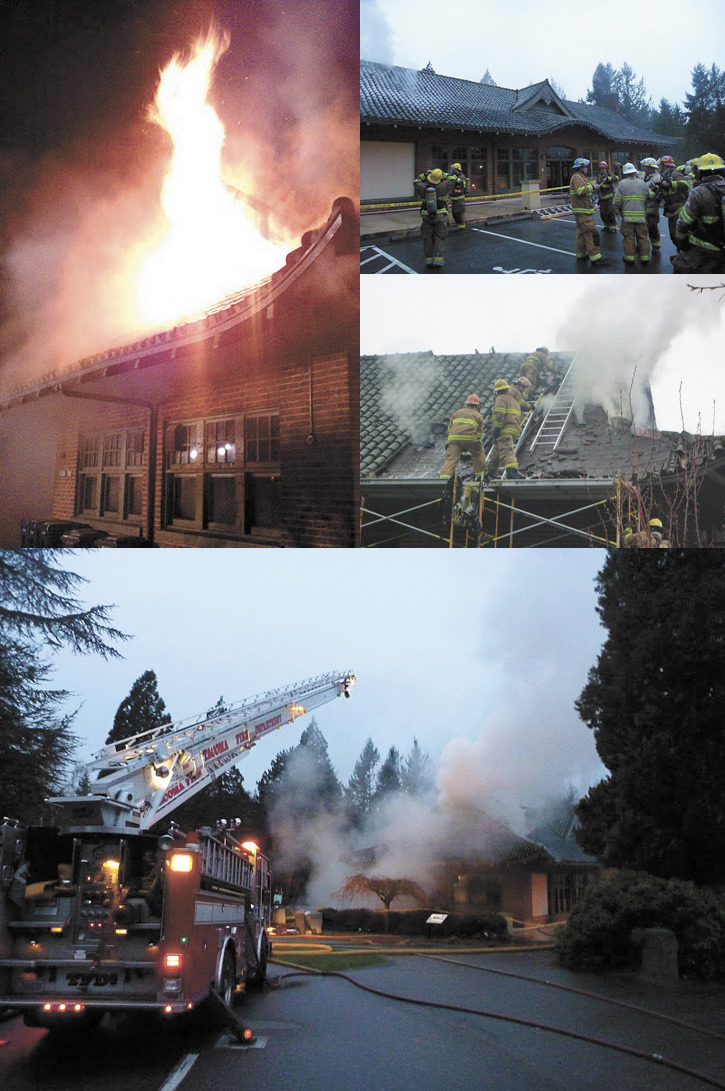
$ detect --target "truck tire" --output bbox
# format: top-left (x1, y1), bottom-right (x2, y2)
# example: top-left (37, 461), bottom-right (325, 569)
top-left (247, 933), bottom-right (268, 989)
top-left (218, 950), bottom-right (236, 1007)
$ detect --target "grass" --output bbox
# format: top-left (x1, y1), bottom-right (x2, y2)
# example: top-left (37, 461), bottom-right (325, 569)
top-left (271, 952), bottom-right (387, 972)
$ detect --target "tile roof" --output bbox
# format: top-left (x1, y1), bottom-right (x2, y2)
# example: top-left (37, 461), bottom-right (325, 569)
top-left (361, 60), bottom-right (674, 148)
top-left (361, 350), bottom-right (573, 479)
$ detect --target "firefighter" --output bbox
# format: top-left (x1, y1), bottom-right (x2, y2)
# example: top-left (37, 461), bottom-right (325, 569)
top-left (487, 379), bottom-right (523, 480)
top-left (438, 394), bottom-right (486, 481)
top-left (655, 155), bottom-right (690, 246)
top-left (569, 158), bottom-right (609, 265)
top-left (597, 161), bottom-right (618, 232)
top-left (518, 346), bottom-right (550, 395)
top-left (511, 375), bottom-right (533, 414)
top-left (613, 163), bottom-right (651, 265)
top-left (414, 167), bottom-right (457, 268)
top-left (625, 518), bottom-right (669, 548)
top-left (640, 158), bottom-right (662, 252)
top-left (449, 162), bottom-right (468, 228)
top-left (672, 152), bottom-right (725, 274)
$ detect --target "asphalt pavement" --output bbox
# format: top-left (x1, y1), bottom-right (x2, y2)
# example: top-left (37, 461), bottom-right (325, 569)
top-left (361, 213), bottom-right (680, 274)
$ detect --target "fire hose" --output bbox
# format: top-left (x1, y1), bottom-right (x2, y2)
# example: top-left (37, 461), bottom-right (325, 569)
top-left (270, 961), bottom-right (725, 1089)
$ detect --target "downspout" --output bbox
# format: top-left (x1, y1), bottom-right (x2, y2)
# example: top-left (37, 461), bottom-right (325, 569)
top-left (60, 386), bottom-right (158, 545)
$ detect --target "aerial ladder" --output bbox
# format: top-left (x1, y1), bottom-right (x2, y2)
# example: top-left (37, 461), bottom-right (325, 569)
top-left (50, 670), bottom-right (356, 831)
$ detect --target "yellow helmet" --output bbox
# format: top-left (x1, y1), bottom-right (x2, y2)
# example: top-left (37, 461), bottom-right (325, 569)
top-left (649, 518), bottom-right (663, 529)
top-left (452, 162), bottom-right (462, 171)
top-left (428, 168), bottom-right (444, 183)
top-left (697, 153), bottom-right (724, 171)
top-left (536, 345), bottom-right (550, 354)
top-left (494, 379), bottom-right (509, 391)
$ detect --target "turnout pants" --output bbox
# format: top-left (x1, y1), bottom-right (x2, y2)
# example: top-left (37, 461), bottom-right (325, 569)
top-left (450, 198), bottom-right (466, 226)
top-left (487, 435), bottom-right (518, 476)
top-left (672, 245), bottom-right (725, 274)
top-left (439, 440), bottom-right (486, 479)
top-left (421, 216), bottom-right (448, 264)
top-left (574, 214), bottom-right (602, 260)
top-left (599, 196), bottom-right (617, 230)
top-left (620, 221), bottom-right (650, 263)
top-left (646, 212), bottom-right (661, 248)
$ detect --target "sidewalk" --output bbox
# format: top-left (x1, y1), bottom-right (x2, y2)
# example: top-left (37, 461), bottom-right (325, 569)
top-left (360, 195), bottom-right (569, 242)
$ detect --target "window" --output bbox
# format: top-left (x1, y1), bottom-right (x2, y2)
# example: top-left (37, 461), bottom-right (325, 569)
top-left (428, 146), bottom-right (488, 194)
top-left (496, 147), bottom-right (538, 192)
top-left (76, 429), bottom-right (144, 524)
top-left (164, 413), bottom-right (281, 537)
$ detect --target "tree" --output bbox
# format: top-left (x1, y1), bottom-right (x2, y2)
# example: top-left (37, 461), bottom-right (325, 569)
top-left (615, 62), bottom-right (653, 127)
top-left (297, 718), bottom-right (343, 811)
top-left (649, 97), bottom-right (687, 146)
top-left (684, 63), bottom-right (725, 156)
top-left (586, 62), bottom-right (618, 107)
top-left (335, 873), bottom-right (427, 930)
top-left (170, 765), bottom-right (261, 834)
top-left (345, 738), bottom-right (380, 827)
top-left (401, 737), bottom-right (435, 796)
top-left (574, 552), bottom-right (725, 886)
top-left (549, 78), bottom-right (567, 101)
top-left (480, 69), bottom-right (496, 86)
top-left (373, 746), bottom-right (402, 802)
top-left (107, 669), bottom-right (172, 745)
top-left (0, 550), bottom-right (127, 822)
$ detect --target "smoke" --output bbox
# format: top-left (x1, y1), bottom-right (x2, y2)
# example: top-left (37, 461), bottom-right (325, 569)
top-left (0, 0), bottom-right (358, 398)
top-left (378, 353), bottom-right (441, 439)
top-left (557, 282), bottom-right (723, 429)
top-left (361, 0), bottom-right (397, 64)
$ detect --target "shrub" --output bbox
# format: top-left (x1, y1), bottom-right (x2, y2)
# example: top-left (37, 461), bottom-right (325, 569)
top-left (448, 912), bottom-right (509, 939)
top-left (558, 870), bottom-right (725, 979)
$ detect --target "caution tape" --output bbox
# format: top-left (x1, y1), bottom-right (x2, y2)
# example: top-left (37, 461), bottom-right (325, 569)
top-left (361, 186), bottom-right (569, 214)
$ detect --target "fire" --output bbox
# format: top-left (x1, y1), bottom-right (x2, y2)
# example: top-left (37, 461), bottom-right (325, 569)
top-left (134, 27), bottom-right (287, 328)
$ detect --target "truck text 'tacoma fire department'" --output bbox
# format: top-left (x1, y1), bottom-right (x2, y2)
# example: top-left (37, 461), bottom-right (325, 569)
top-left (0, 671), bottom-right (355, 1029)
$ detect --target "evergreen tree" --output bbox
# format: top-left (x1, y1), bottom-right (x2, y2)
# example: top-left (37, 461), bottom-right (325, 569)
top-left (170, 766), bottom-right (261, 835)
top-left (401, 737), bottom-right (435, 796)
top-left (0, 550), bottom-right (127, 822)
top-left (480, 69), bottom-right (496, 85)
top-left (373, 746), bottom-right (402, 802)
top-left (649, 97), bottom-right (687, 146)
top-left (684, 64), bottom-right (725, 156)
top-left (615, 62), bottom-right (653, 127)
top-left (575, 552), bottom-right (725, 886)
top-left (345, 738), bottom-right (380, 827)
top-left (297, 718), bottom-right (343, 811)
top-left (107, 669), bottom-right (172, 745)
top-left (586, 62), bottom-right (619, 106)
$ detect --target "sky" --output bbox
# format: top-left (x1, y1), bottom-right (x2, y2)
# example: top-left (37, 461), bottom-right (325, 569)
top-left (361, 276), bottom-right (725, 433)
top-left (47, 549), bottom-right (608, 832)
top-left (360, 0), bottom-right (724, 105)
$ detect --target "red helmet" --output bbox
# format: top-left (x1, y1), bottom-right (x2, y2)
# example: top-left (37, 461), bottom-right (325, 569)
top-left (465, 394), bottom-right (480, 406)
top-left (661, 155), bottom-right (676, 168)
top-left (599, 161), bottom-right (608, 169)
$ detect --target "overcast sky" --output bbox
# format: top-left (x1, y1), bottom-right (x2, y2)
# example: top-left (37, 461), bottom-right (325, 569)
top-left (361, 276), bottom-right (725, 433)
top-left (361, 0), bottom-right (724, 105)
top-left (49, 550), bottom-right (608, 828)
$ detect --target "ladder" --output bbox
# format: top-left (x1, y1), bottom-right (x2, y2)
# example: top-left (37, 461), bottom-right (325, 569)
top-left (527, 355), bottom-right (579, 453)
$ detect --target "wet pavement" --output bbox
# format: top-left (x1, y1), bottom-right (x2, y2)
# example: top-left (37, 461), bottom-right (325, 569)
top-left (361, 211), bottom-right (679, 274)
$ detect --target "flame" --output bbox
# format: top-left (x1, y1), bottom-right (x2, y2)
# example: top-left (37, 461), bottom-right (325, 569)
top-left (134, 27), bottom-right (287, 328)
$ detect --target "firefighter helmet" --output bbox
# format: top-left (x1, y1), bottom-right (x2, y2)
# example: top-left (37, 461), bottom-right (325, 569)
top-left (465, 394), bottom-right (480, 405)
top-left (514, 376), bottom-right (531, 387)
top-left (649, 518), bottom-right (663, 530)
top-left (572, 158), bottom-right (589, 169)
top-left (599, 160), bottom-right (608, 169)
top-left (660, 155), bottom-right (676, 168)
top-left (621, 162), bottom-right (637, 175)
top-left (536, 345), bottom-right (549, 354)
top-left (697, 152), bottom-right (725, 172)
top-left (640, 157), bottom-right (658, 168)
top-left (494, 379), bottom-right (509, 391)
top-left (452, 162), bottom-right (462, 171)
top-left (428, 168), bottom-right (444, 183)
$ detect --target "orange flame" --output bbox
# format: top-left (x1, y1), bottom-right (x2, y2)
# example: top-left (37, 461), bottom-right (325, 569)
top-left (134, 27), bottom-right (287, 328)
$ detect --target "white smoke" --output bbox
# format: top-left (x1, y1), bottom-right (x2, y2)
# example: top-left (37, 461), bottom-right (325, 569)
top-left (557, 281), bottom-right (723, 430)
top-left (361, 0), bottom-right (396, 63)
top-left (378, 353), bottom-right (440, 439)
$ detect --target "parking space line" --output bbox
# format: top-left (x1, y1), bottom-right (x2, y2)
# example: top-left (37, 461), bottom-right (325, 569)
top-left (360, 246), bottom-right (419, 274)
top-left (158, 1053), bottom-right (199, 1091)
top-left (471, 229), bottom-right (577, 257)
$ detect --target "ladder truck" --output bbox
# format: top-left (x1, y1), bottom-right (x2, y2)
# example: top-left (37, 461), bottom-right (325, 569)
top-left (0, 670), bottom-right (355, 1030)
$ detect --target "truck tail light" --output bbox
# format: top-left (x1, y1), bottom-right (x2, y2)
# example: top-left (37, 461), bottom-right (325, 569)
top-left (169, 853), bottom-right (194, 873)
top-left (165, 954), bottom-right (182, 970)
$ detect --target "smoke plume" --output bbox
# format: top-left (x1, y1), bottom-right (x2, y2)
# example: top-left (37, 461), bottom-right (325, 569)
top-left (378, 353), bottom-right (441, 440)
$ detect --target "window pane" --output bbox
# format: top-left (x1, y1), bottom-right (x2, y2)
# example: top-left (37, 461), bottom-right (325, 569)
top-left (206, 475), bottom-right (236, 525)
top-left (80, 436), bottom-right (99, 470)
top-left (81, 476), bottom-right (97, 511)
top-left (103, 433), bottom-right (122, 468)
top-left (126, 430), bottom-right (144, 468)
top-left (103, 475), bottom-right (121, 513)
top-left (246, 475), bottom-right (281, 530)
top-left (173, 476), bottom-right (196, 520)
top-left (126, 476), bottom-right (142, 516)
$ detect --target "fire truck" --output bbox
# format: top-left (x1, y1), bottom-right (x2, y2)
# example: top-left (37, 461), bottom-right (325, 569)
top-left (0, 670), bottom-right (355, 1029)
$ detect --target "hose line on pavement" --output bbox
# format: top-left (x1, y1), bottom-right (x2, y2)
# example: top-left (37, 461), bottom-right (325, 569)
top-left (271, 964), bottom-right (725, 1091)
